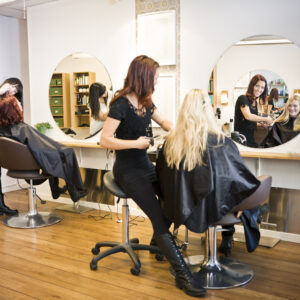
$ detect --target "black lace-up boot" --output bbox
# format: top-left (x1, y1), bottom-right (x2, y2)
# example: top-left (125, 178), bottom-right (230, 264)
top-left (155, 232), bottom-right (206, 297)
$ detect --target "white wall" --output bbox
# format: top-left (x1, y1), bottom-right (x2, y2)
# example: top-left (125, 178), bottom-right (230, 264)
top-left (0, 15), bottom-right (30, 122)
top-left (27, 0), bottom-right (135, 141)
top-left (181, 0), bottom-right (300, 153)
top-left (0, 15), bottom-right (30, 192)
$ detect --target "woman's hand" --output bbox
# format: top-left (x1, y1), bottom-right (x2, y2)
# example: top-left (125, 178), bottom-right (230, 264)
top-left (135, 136), bottom-right (151, 149)
top-left (264, 116), bottom-right (273, 125)
top-left (0, 83), bottom-right (17, 96)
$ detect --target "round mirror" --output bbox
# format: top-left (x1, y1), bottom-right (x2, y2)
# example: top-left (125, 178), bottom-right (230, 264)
top-left (209, 35), bottom-right (300, 148)
top-left (49, 52), bottom-right (112, 139)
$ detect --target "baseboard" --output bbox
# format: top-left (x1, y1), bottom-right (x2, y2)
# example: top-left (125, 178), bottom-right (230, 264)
top-left (234, 224), bottom-right (300, 244)
top-left (37, 192), bottom-right (147, 218)
top-left (2, 184), bottom-right (21, 193)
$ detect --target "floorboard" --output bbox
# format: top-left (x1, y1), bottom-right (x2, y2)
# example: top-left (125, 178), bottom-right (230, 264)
top-left (0, 190), bottom-right (299, 300)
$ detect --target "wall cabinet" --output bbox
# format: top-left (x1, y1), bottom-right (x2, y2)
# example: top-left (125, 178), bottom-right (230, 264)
top-left (73, 72), bottom-right (96, 128)
top-left (49, 73), bottom-right (70, 128)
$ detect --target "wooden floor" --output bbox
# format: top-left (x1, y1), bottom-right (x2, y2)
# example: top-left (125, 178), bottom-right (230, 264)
top-left (0, 190), bottom-right (299, 300)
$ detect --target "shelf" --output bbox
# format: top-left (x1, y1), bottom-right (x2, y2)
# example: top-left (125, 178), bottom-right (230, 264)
top-left (49, 73), bottom-right (70, 128)
top-left (73, 71), bottom-right (95, 128)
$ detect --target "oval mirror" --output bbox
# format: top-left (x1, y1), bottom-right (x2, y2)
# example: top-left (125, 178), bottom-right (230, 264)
top-left (209, 35), bottom-right (300, 148)
top-left (49, 52), bottom-right (112, 139)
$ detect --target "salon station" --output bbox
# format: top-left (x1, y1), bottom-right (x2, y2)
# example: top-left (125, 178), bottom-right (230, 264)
top-left (0, 0), bottom-right (300, 299)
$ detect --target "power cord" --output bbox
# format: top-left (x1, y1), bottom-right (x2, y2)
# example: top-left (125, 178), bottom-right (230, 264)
top-left (88, 149), bottom-right (114, 221)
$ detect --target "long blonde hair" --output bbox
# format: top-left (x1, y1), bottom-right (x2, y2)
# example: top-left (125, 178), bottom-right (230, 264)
top-left (275, 94), bottom-right (300, 131)
top-left (164, 89), bottom-right (224, 171)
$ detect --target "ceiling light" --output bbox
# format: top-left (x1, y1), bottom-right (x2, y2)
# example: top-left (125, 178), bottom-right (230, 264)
top-left (236, 39), bottom-right (292, 46)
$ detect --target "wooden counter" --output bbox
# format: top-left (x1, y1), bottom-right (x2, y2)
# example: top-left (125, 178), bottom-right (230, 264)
top-left (59, 140), bottom-right (300, 190)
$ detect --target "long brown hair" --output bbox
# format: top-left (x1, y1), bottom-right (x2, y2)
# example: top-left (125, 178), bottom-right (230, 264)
top-left (246, 74), bottom-right (268, 105)
top-left (110, 55), bottom-right (159, 108)
top-left (0, 95), bottom-right (23, 127)
top-left (268, 88), bottom-right (279, 103)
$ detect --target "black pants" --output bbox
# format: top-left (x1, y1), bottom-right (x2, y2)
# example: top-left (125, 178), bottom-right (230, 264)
top-left (113, 154), bottom-right (171, 236)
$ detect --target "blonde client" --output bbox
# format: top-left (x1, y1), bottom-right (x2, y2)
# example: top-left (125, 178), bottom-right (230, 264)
top-left (156, 89), bottom-right (261, 252)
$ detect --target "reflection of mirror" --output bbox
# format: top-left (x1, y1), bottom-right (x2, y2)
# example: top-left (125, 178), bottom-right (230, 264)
top-left (209, 34), bottom-right (300, 148)
top-left (49, 52), bottom-right (112, 140)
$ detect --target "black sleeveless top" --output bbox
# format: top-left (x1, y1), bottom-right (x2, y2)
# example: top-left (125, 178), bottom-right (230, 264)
top-left (108, 96), bottom-right (155, 160)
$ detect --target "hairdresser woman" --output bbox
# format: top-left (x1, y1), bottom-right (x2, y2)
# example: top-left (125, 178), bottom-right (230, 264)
top-left (234, 74), bottom-right (273, 147)
top-left (100, 55), bottom-right (206, 297)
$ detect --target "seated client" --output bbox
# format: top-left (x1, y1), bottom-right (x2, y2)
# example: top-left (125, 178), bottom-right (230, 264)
top-left (261, 94), bottom-right (300, 148)
top-left (0, 94), bottom-right (87, 202)
top-left (156, 89), bottom-right (261, 252)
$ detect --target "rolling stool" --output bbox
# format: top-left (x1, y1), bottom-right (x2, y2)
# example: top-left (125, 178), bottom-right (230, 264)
top-left (0, 137), bottom-right (62, 229)
top-left (90, 171), bottom-right (162, 275)
top-left (170, 175), bottom-right (272, 289)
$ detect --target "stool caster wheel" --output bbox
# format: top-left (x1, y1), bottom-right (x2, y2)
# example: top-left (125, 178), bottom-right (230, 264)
top-left (130, 238), bottom-right (139, 244)
top-left (130, 267), bottom-right (140, 276)
top-left (155, 253), bottom-right (164, 261)
top-left (91, 247), bottom-right (100, 255)
top-left (90, 262), bottom-right (98, 270)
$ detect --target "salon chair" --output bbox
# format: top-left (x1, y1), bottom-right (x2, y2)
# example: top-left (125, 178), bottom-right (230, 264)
top-left (0, 137), bottom-right (62, 228)
top-left (171, 175), bottom-right (272, 289)
top-left (90, 171), bottom-right (162, 275)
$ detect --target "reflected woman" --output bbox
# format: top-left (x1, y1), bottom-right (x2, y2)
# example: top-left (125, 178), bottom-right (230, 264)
top-left (268, 87), bottom-right (280, 112)
top-left (234, 74), bottom-right (273, 147)
top-left (88, 82), bottom-right (109, 136)
top-left (261, 94), bottom-right (300, 147)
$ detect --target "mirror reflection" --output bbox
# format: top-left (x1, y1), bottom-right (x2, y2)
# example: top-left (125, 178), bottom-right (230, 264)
top-left (210, 35), bottom-right (300, 148)
top-left (49, 52), bottom-right (112, 139)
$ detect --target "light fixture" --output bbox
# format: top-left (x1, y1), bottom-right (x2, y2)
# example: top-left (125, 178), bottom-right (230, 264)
top-left (71, 52), bottom-right (94, 59)
top-left (220, 90), bottom-right (229, 105)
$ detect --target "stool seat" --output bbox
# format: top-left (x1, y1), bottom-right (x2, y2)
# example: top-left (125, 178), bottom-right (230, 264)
top-left (90, 171), bottom-right (162, 275)
top-left (103, 171), bottom-right (127, 199)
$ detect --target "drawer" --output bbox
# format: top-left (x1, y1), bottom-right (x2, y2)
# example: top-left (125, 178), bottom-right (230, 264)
top-left (55, 117), bottom-right (64, 127)
top-left (49, 87), bottom-right (62, 95)
top-left (56, 78), bottom-right (63, 85)
top-left (50, 78), bottom-right (57, 86)
top-left (51, 106), bottom-right (63, 115)
top-left (50, 97), bottom-right (63, 105)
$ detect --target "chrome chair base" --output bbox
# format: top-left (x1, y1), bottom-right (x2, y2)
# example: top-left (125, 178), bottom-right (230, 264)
top-left (193, 256), bottom-right (253, 289)
top-left (4, 212), bottom-right (62, 229)
top-left (169, 255), bottom-right (253, 289)
top-left (56, 203), bottom-right (94, 214)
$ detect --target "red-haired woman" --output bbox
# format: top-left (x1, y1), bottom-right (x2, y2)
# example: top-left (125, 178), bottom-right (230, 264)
top-left (100, 55), bottom-right (205, 297)
top-left (0, 95), bottom-right (87, 203)
top-left (234, 74), bottom-right (273, 147)
top-left (0, 81), bottom-right (21, 215)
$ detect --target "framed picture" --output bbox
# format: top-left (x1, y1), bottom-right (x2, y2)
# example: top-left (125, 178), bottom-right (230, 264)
top-left (152, 74), bottom-right (176, 126)
top-left (137, 10), bottom-right (176, 66)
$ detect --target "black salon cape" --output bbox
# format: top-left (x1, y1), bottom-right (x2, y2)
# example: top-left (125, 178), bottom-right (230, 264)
top-left (156, 135), bottom-right (260, 234)
top-left (0, 122), bottom-right (85, 202)
top-left (260, 118), bottom-right (300, 148)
